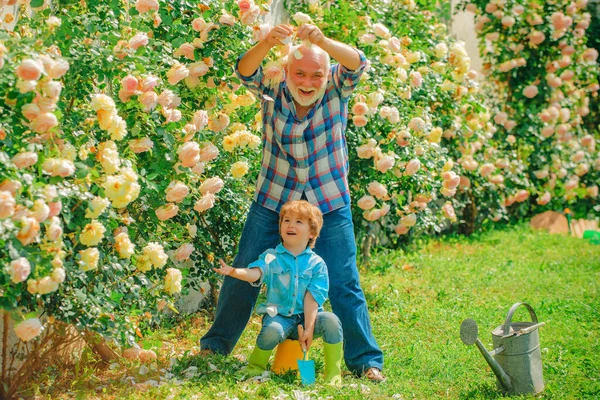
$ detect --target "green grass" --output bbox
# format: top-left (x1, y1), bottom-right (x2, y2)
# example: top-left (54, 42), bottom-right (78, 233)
top-left (30, 225), bottom-right (600, 399)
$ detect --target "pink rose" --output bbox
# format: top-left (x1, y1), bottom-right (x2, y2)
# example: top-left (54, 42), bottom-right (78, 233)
top-left (8, 257), bottom-right (31, 283)
top-left (388, 37), bottom-right (401, 52)
top-left (165, 181), bottom-right (189, 203)
top-left (192, 18), bottom-right (208, 32)
top-left (194, 193), bottom-right (216, 212)
top-left (367, 181), bottom-right (388, 199)
top-left (129, 32), bottom-right (149, 50)
top-left (442, 203), bottom-right (456, 221)
top-left (442, 172), bottom-right (460, 189)
top-left (479, 163), bottom-right (495, 178)
top-left (360, 33), bottom-right (377, 44)
top-left (141, 75), bottom-right (159, 92)
top-left (199, 142), bottom-right (219, 162)
top-left (12, 152), bottom-right (38, 169)
top-left (193, 110), bottom-right (209, 131)
top-left (175, 43), bottom-right (196, 61)
top-left (352, 115), bottom-right (368, 127)
top-left (587, 185), bottom-right (598, 198)
top-left (515, 190), bottom-right (529, 203)
top-left (200, 176), bottom-right (224, 195)
top-left (174, 243), bottom-right (194, 261)
top-left (135, 0), bottom-right (159, 14)
top-left (410, 71), bottom-right (423, 88)
top-left (139, 91), bottom-right (158, 112)
top-left (0, 180), bottom-right (21, 197)
top-left (394, 224), bottom-right (410, 235)
top-left (121, 75), bottom-right (139, 93)
top-left (167, 63), bottom-right (189, 85)
top-left (405, 159), bottom-right (421, 176)
top-left (408, 117), bottom-right (426, 132)
top-left (48, 201), bottom-right (62, 218)
top-left (264, 62), bottom-right (284, 87)
top-left (396, 131), bottom-right (411, 147)
top-left (237, 0), bottom-right (253, 12)
top-left (14, 318), bottom-right (43, 342)
top-left (219, 12), bottom-right (236, 26)
top-left (15, 59), bottom-right (43, 81)
top-left (536, 192), bottom-right (551, 205)
top-left (529, 31), bottom-right (545, 46)
top-left (376, 155), bottom-right (395, 173)
top-left (188, 62), bottom-right (209, 77)
top-left (46, 222), bottom-right (63, 241)
top-left (156, 203), bottom-right (179, 221)
top-left (582, 48), bottom-right (599, 63)
top-left (22, 103), bottom-right (41, 121)
top-left (373, 23), bottom-right (390, 38)
top-left (501, 16), bottom-right (515, 27)
top-left (494, 112), bottom-right (508, 125)
top-left (177, 142), bottom-right (200, 167)
top-left (31, 113), bottom-right (58, 133)
top-left (352, 102), bottom-right (369, 116)
top-left (357, 195), bottom-right (376, 211)
top-left (459, 176), bottom-right (471, 189)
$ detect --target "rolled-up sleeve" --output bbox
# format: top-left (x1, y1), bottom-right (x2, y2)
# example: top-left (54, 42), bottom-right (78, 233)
top-left (306, 261), bottom-right (329, 307)
top-left (247, 251), bottom-right (269, 287)
top-left (235, 53), bottom-right (270, 98)
top-left (331, 50), bottom-right (368, 100)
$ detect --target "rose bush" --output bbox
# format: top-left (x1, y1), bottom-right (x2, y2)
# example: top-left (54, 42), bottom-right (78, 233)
top-left (459, 0), bottom-right (599, 220)
top-left (1, 0), bottom-right (267, 358)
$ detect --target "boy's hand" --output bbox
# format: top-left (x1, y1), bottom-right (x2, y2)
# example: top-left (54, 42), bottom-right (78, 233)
top-left (213, 259), bottom-right (234, 276)
top-left (297, 324), bottom-right (314, 352)
top-left (264, 24), bottom-right (294, 47)
top-left (296, 24), bottom-right (326, 47)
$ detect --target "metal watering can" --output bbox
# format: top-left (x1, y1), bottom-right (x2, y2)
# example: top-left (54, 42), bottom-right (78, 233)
top-left (460, 303), bottom-right (545, 396)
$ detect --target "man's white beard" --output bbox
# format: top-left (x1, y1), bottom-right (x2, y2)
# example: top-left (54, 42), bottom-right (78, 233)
top-left (287, 78), bottom-right (327, 107)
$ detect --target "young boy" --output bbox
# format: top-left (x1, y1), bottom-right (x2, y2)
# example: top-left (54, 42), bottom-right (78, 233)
top-left (213, 200), bottom-right (343, 385)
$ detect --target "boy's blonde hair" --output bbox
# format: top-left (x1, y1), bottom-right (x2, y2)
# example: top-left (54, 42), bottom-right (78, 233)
top-left (279, 200), bottom-right (324, 248)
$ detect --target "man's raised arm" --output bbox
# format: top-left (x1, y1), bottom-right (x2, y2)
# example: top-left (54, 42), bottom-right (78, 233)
top-left (238, 24), bottom-right (295, 77)
top-left (296, 24), bottom-right (361, 71)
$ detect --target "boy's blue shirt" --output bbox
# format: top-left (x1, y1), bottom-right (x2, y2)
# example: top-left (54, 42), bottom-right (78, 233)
top-left (248, 243), bottom-right (329, 316)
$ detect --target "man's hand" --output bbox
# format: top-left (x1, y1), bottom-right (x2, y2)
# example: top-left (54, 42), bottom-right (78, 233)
top-left (298, 324), bottom-right (314, 352)
top-left (213, 259), bottom-right (234, 276)
top-left (297, 24), bottom-right (327, 47)
top-left (264, 24), bottom-right (295, 47)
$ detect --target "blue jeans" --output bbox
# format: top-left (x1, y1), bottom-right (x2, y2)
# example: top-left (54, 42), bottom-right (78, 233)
top-left (256, 312), bottom-right (343, 350)
top-left (200, 201), bottom-right (384, 374)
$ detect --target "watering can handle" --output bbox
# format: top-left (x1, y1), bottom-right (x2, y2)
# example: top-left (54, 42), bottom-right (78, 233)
top-left (503, 302), bottom-right (539, 336)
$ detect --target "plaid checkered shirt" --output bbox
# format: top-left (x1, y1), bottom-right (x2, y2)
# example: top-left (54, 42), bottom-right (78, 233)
top-left (235, 50), bottom-right (368, 214)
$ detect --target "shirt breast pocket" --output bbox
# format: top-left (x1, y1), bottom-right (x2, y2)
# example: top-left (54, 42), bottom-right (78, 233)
top-left (269, 265), bottom-right (292, 292)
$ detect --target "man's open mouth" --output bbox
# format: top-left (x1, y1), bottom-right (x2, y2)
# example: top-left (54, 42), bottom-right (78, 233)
top-left (299, 88), bottom-right (315, 96)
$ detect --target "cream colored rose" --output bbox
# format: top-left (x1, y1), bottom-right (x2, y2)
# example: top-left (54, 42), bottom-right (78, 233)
top-left (208, 113), bottom-right (230, 132)
top-left (114, 232), bottom-right (135, 259)
top-left (37, 276), bottom-right (59, 294)
top-left (42, 158), bottom-right (76, 177)
top-left (12, 152), bottom-right (38, 169)
top-left (80, 220), bottom-right (106, 246)
top-left (98, 141), bottom-right (121, 174)
top-left (46, 220), bottom-right (63, 241)
top-left (17, 217), bottom-right (40, 246)
top-left (0, 190), bottom-right (16, 219)
top-left (165, 181), bottom-right (189, 203)
top-left (14, 318), bottom-right (43, 342)
top-left (164, 268), bottom-right (183, 295)
top-left (108, 115), bottom-right (127, 141)
top-left (200, 177), bottom-right (224, 195)
top-left (400, 213), bottom-right (417, 227)
top-left (135, 0), bottom-right (159, 14)
top-left (79, 247), bottom-right (100, 271)
top-left (85, 196), bottom-right (110, 219)
top-left (155, 203), bottom-right (179, 221)
top-left (143, 242), bottom-right (168, 268)
top-left (45, 57), bottom-right (69, 79)
top-left (51, 267), bottom-right (66, 283)
top-left (230, 161), bottom-right (249, 179)
top-left (90, 94), bottom-right (116, 112)
top-left (194, 193), bottom-right (216, 213)
top-left (404, 159), bottom-right (421, 176)
top-left (139, 91), bottom-right (158, 112)
top-left (8, 257), bottom-right (31, 283)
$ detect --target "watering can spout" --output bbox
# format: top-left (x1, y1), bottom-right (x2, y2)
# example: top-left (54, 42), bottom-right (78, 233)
top-left (461, 318), bottom-right (513, 391)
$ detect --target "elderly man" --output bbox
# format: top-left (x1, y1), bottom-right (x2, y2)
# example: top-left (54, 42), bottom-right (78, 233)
top-left (200, 24), bottom-right (385, 382)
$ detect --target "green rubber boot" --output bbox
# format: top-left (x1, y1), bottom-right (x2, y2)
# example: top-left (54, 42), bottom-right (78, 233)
top-left (238, 346), bottom-right (273, 379)
top-left (323, 342), bottom-right (343, 386)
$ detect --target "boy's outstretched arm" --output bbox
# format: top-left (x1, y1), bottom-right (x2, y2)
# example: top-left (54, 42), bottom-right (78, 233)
top-left (213, 259), bottom-right (261, 283)
top-left (299, 291), bottom-right (318, 352)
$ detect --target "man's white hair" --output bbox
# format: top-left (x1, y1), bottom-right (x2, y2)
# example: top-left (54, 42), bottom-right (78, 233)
top-left (287, 43), bottom-right (331, 73)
